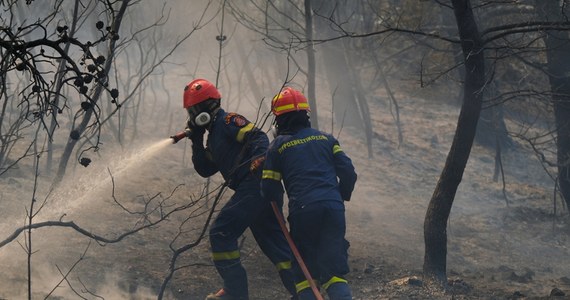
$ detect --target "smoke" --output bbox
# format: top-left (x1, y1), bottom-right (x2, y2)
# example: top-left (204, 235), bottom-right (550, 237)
top-left (0, 255), bottom-right (169, 299)
top-left (0, 137), bottom-right (191, 299)
top-left (3, 1), bottom-right (570, 299)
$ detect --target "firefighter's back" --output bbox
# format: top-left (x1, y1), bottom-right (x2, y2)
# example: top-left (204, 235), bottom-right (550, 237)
top-left (273, 127), bottom-right (342, 213)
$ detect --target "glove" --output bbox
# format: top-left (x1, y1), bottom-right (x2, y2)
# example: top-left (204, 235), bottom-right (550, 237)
top-left (250, 156), bottom-right (265, 173)
top-left (170, 128), bottom-right (192, 144)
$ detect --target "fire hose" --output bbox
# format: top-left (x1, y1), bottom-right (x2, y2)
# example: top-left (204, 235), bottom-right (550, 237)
top-left (270, 201), bottom-right (324, 300)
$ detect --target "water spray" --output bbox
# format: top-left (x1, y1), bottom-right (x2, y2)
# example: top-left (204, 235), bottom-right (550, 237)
top-left (44, 138), bottom-right (175, 215)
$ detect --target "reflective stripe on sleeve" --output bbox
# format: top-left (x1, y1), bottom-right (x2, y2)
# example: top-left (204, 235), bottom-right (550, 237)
top-left (332, 144), bottom-right (343, 154)
top-left (211, 250), bottom-right (240, 261)
top-left (262, 170), bottom-right (282, 181)
top-left (236, 123), bottom-right (254, 142)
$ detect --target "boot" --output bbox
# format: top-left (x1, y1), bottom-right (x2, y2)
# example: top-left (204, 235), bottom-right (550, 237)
top-left (326, 282), bottom-right (352, 300)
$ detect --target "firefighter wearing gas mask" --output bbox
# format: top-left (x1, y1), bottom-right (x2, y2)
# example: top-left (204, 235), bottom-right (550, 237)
top-left (171, 79), bottom-right (296, 300)
top-left (261, 87), bottom-right (357, 300)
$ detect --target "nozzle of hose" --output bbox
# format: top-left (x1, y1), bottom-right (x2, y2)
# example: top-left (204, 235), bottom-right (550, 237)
top-left (170, 128), bottom-right (192, 144)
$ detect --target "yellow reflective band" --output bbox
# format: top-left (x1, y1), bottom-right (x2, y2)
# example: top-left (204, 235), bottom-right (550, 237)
top-left (262, 170), bottom-right (282, 181)
top-left (333, 144), bottom-right (343, 154)
top-left (211, 250), bottom-right (240, 261)
top-left (275, 261), bottom-right (292, 271)
top-left (274, 103), bottom-right (295, 113)
top-left (295, 280), bottom-right (311, 293)
top-left (322, 276), bottom-right (348, 290)
top-left (274, 102), bottom-right (310, 113)
top-left (236, 123), bottom-right (254, 142)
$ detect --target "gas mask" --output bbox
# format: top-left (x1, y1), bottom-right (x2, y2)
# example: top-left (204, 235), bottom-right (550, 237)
top-left (187, 107), bottom-right (212, 127)
top-left (187, 99), bottom-right (219, 127)
top-left (194, 112), bottom-right (211, 126)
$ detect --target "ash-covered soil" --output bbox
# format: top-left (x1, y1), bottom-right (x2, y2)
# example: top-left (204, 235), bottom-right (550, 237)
top-left (1, 92), bottom-right (569, 300)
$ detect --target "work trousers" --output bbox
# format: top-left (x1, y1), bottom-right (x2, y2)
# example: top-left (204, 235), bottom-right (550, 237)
top-left (289, 200), bottom-right (352, 300)
top-left (209, 176), bottom-right (296, 299)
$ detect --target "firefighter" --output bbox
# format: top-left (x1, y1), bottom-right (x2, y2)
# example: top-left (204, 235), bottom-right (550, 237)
top-left (172, 79), bottom-right (296, 300)
top-left (260, 87), bottom-right (357, 300)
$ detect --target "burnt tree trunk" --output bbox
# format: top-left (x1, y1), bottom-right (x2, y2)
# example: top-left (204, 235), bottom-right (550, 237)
top-left (473, 5), bottom-right (511, 151)
top-left (535, 1), bottom-right (570, 210)
top-left (53, 0), bottom-right (130, 185)
top-left (47, 0), bottom-right (81, 174)
top-left (423, 0), bottom-right (485, 288)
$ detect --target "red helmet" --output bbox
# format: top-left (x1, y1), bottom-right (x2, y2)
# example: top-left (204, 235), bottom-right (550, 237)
top-left (183, 79), bottom-right (221, 109)
top-left (271, 87), bottom-right (310, 116)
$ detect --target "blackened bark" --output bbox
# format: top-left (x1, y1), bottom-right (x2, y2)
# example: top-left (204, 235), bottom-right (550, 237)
top-left (54, 0), bottom-right (130, 185)
top-left (423, 0), bottom-right (485, 288)
top-left (535, 1), bottom-right (570, 209)
top-left (473, 6), bottom-right (512, 151)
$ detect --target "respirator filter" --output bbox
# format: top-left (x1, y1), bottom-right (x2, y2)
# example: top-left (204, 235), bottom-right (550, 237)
top-left (195, 112), bottom-right (211, 126)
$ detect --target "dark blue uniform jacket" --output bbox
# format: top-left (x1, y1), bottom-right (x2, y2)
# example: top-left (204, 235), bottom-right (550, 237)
top-left (192, 108), bottom-right (268, 190)
top-left (261, 127), bottom-right (357, 214)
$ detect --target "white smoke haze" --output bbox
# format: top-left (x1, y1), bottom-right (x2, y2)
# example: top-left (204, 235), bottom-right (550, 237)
top-left (0, 139), bottom-right (186, 298)
top-left (1, 1), bottom-right (570, 299)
